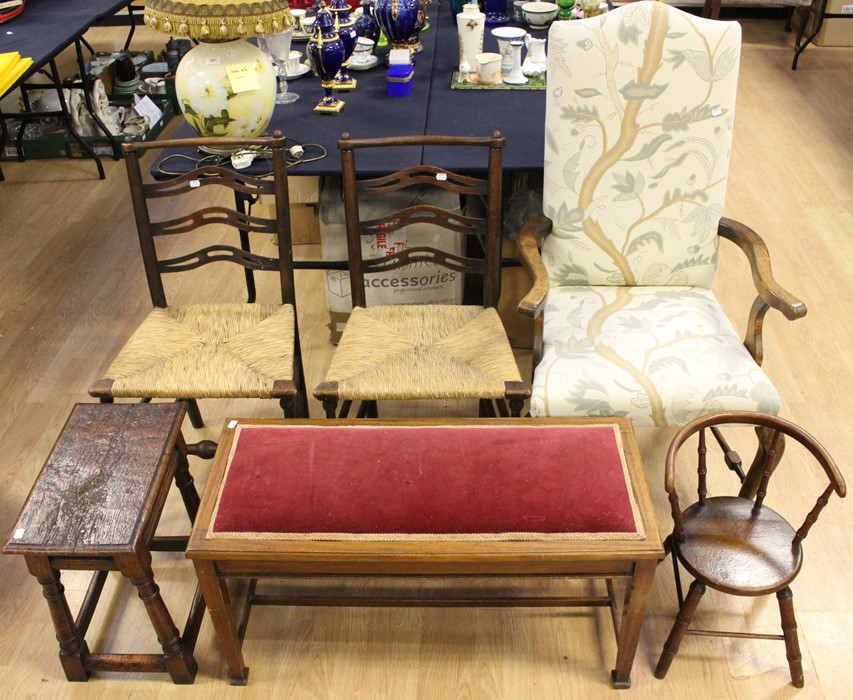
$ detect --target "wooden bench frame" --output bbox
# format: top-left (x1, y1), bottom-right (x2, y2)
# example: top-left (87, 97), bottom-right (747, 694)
top-left (186, 417), bottom-right (665, 689)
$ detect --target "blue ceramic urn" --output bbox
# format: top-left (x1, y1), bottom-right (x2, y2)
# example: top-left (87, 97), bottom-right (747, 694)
top-left (354, 0), bottom-right (381, 43)
top-left (374, 0), bottom-right (419, 51)
top-left (330, 0), bottom-right (358, 87)
top-left (306, 8), bottom-right (347, 113)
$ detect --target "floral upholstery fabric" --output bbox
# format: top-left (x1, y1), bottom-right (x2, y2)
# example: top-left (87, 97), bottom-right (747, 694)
top-left (530, 286), bottom-right (781, 426)
top-left (533, 3), bottom-right (780, 425)
top-left (542, 2), bottom-right (741, 288)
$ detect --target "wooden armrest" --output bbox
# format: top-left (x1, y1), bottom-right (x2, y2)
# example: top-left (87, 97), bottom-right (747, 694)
top-left (516, 214), bottom-right (553, 319)
top-left (718, 217), bottom-right (807, 321)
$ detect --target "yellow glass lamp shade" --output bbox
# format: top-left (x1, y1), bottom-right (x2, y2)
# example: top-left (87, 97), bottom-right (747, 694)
top-left (144, 0), bottom-right (291, 141)
top-left (174, 41), bottom-right (277, 138)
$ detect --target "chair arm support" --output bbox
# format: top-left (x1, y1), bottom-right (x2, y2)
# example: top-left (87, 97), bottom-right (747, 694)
top-left (717, 217), bottom-right (807, 322)
top-left (516, 214), bottom-right (553, 319)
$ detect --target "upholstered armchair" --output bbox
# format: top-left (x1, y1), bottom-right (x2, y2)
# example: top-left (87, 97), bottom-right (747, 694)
top-left (517, 2), bottom-right (805, 427)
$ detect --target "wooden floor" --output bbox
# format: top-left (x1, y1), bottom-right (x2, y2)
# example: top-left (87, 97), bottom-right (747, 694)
top-left (0, 19), bottom-right (851, 699)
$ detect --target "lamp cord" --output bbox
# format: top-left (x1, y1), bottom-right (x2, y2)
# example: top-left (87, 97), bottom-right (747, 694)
top-left (154, 138), bottom-right (328, 178)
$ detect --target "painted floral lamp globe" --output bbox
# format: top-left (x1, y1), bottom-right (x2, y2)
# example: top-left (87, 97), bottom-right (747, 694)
top-left (143, 0), bottom-right (291, 150)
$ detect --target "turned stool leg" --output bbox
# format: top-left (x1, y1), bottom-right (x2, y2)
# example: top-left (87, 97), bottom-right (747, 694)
top-left (655, 579), bottom-right (706, 679)
top-left (173, 434), bottom-right (200, 522)
top-left (116, 554), bottom-right (197, 684)
top-left (778, 586), bottom-right (804, 688)
top-left (26, 557), bottom-right (90, 682)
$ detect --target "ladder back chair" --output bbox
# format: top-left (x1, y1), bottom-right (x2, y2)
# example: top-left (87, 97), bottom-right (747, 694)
top-left (655, 411), bottom-right (846, 688)
top-left (90, 134), bottom-right (308, 448)
top-left (314, 132), bottom-right (530, 418)
top-left (516, 2), bottom-right (805, 432)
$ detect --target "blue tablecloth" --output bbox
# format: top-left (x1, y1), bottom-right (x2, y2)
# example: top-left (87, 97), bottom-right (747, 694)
top-left (0, 0), bottom-right (132, 94)
top-left (162, 0), bottom-right (547, 177)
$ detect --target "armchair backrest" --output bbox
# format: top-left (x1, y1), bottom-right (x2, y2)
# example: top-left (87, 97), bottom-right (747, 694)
top-left (542, 2), bottom-right (741, 289)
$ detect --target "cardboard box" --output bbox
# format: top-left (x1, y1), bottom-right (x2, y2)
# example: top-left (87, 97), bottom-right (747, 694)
top-left (85, 51), bottom-right (156, 96)
top-left (2, 94), bottom-right (173, 161)
top-left (290, 203), bottom-right (321, 245)
top-left (254, 182), bottom-right (322, 245)
top-left (794, 5), bottom-right (853, 46)
top-left (825, 0), bottom-right (853, 14)
top-left (814, 17), bottom-right (853, 46)
top-left (289, 175), bottom-right (320, 204)
top-left (319, 177), bottom-right (464, 344)
top-left (65, 95), bottom-right (174, 158)
top-left (2, 127), bottom-right (69, 160)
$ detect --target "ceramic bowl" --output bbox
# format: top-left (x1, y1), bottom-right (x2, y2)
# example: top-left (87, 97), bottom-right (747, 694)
top-left (521, 1), bottom-right (558, 29)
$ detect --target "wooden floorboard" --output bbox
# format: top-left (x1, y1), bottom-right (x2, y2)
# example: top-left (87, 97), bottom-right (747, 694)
top-left (0, 19), bottom-right (850, 698)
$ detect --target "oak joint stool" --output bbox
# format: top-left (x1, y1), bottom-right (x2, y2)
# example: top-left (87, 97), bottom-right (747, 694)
top-left (3, 402), bottom-right (204, 684)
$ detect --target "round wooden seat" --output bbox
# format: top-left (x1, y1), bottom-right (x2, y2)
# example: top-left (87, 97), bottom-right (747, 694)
top-left (676, 496), bottom-right (802, 596)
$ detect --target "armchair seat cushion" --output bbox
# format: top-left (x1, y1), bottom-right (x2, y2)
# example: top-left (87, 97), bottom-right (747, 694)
top-left (530, 286), bottom-right (781, 426)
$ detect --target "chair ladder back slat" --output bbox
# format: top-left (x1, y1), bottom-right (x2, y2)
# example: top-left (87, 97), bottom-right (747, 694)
top-left (149, 207), bottom-right (277, 238)
top-left (158, 244), bottom-right (280, 274)
top-left (753, 428), bottom-right (783, 509)
top-left (359, 166), bottom-right (489, 197)
top-left (794, 483), bottom-right (835, 548)
top-left (124, 147), bottom-right (167, 308)
top-left (359, 207), bottom-right (488, 239)
top-left (143, 166), bottom-right (275, 200)
top-left (697, 428), bottom-right (708, 506)
top-left (362, 246), bottom-right (486, 276)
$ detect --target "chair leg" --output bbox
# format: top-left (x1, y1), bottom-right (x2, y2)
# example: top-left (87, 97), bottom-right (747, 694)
top-left (279, 396), bottom-right (295, 419)
top-left (508, 397), bottom-right (525, 418)
top-left (778, 586), bottom-right (804, 688)
top-left (654, 580), bottom-right (706, 679)
top-left (322, 398), bottom-right (339, 419)
top-left (185, 399), bottom-right (204, 429)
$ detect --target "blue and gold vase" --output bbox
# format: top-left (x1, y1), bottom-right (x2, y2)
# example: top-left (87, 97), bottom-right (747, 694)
top-left (330, 0), bottom-right (358, 89)
top-left (306, 7), bottom-right (346, 113)
top-left (374, 0), bottom-right (419, 53)
top-left (354, 0), bottom-right (381, 43)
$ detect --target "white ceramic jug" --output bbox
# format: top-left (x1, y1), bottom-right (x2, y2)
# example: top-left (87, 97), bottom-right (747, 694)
top-left (475, 52), bottom-right (502, 85)
top-left (521, 33), bottom-right (547, 76)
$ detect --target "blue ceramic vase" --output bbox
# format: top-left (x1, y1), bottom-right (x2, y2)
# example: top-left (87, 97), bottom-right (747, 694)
top-left (354, 0), bottom-right (381, 43)
top-left (373, 0), bottom-right (419, 52)
top-left (330, 0), bottom-right (358, 88)
top-left (306, 8), bottom-right (347, 113)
